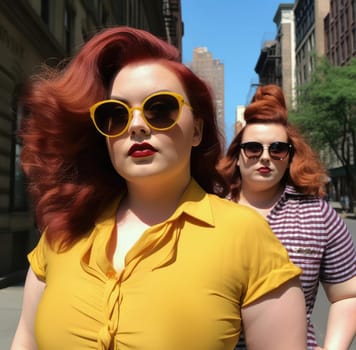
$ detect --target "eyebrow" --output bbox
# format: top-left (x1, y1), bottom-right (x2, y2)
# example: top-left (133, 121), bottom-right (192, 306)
top-left (109, 90), bottom-right (174, 102)
top-left (109, 96), bottom-right (128, 103)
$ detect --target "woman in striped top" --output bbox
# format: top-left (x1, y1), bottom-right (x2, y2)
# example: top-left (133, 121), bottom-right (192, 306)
top-left (218, 84), bottom-right (356, 350)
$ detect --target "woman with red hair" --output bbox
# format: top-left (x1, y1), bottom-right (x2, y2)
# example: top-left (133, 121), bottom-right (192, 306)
top-left (219, 84), bottom-right (356, 350)
top-left (11, 29), bottom-right (306, 350)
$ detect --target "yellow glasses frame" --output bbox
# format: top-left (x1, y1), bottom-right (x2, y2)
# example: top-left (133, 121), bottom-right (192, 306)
top-left (89, 91), bottom-right (192, 138)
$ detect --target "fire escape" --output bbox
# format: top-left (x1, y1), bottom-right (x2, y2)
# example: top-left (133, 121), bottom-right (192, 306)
top-left (162, 0), bottom-right (182, 54)
top-left (254, 40), bottom-right (282, 86)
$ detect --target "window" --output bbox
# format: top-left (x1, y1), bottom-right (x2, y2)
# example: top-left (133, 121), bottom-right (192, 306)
top-left (10, 91), bottom-right (28, 211)
top-left (341, 39), bottom-right (345, 62)
top-left (340, 13), bottom-right (344, 33)
top-left (64, 5), bottom-right (75, 54)
top-left (345, 34), bottom-right (350, 59)
top-left (353, 28), bottom-right (356, 52)
top-left (336, 47), bottom-right (340, 65)
top-left (41, 0), bottom-right (49, 25)
top-left (331, 26), bottom-right (335, 46)
top-left (345, 8), bottom-right (349, 29)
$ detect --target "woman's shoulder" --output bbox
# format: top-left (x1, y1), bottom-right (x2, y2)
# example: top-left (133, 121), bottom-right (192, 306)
top-left (187, 181), bottom-right (260, 219)
top-left (208, 193), bottom-right (262, 214)
top-left (278, 186), bottom-right (347, 229)
top-left (207, 194), bottom-right (270, 231)
top-left (284, 185), bottom-right (330, 210)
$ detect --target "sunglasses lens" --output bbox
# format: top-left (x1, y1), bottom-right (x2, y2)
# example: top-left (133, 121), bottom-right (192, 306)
top-left (269, 142), bottom-right (290, 159)
top-left (144, 94), bottom-right (180, 129)
top-left (94, 102), bottom-right (129, 136)
top-left (91, 93), bottom-right (184, 137)
top-left (243, 142), bottom-right (263, 158)
top-left (241, 142), bottom-right (291, 160)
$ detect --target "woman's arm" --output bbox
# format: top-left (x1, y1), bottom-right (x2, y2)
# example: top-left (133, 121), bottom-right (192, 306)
top-left (11, 267), bottom-right (45, 350)
top-left (241, 277), bottom-right (307, 350)
top-left (322, 277), bottom-right (356, 350)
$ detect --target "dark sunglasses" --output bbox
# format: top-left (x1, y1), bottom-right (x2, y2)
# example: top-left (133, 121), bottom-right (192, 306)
top-left (89, 92), bottom-right (192, 138)
top-left (240, 141), bottom-right (293, 160)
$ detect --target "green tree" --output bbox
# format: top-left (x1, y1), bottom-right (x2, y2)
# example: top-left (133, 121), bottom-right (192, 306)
top-left (289, 57), bottom-right (356, 211)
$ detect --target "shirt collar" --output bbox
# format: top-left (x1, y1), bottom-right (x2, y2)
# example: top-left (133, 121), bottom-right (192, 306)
top-left (284, 185), bottom-right (303, 196)
top-left (166, 178), bottom-right (215, 227)
top-left (94, 178), bottom-right (215, 230)
top-left (81, 178), bottom-right (215, 281)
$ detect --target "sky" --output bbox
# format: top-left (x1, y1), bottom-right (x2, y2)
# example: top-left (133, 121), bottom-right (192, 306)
top-left (181, 0), bottom-right (286, 145)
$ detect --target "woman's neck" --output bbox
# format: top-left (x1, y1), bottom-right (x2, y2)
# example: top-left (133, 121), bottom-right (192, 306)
top-left (122, 174), bottom-right (191, 226)
top-left (239, 184), bottom-right (284, 218)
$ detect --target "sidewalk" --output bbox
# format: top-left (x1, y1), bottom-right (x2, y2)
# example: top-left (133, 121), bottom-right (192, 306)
top-left (329, 200), bottom-right (356, 220)
top-left (0, 284), bottom-right (23, 349)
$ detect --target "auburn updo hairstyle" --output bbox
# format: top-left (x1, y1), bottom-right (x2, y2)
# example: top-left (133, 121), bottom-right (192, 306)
top-left (218, 84), bottom-right (327, 202)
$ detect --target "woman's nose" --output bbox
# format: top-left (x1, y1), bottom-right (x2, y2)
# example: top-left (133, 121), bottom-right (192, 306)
top-left (260, 147), bottom-right (270, 160)
top-left (128, 108), bottom-right (151, 136)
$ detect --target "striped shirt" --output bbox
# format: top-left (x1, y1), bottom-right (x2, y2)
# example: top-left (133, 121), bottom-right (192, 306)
top-left (236, 185), bottom-right (356, 349)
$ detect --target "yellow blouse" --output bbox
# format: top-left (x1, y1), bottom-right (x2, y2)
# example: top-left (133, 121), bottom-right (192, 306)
top-left (29, 179), bottom-right (301, 350)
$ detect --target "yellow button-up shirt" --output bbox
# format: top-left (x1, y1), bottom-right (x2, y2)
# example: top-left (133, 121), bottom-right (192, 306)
top-left (29, 179), bottom-right (301, 350)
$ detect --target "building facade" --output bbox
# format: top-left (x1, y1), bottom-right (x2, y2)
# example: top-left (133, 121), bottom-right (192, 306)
top-left (254, 0), bottom-right (330, 103)
top-left (255, 39), bottom-right (281, 86)
top-left (188, 47), bottom-right (225, 141)
top-left (323, 0), bottom-right (356, 201)
top-left (294, 0), bottom-right (330, 86)
top-left (0, 0), bottom-right (183, 286)
top-left (324, 0), bottom-right (356, 65)
top-left (254, 4), bottom-right (295, 107)
top-left (275, 4), bottom-right (296, 107)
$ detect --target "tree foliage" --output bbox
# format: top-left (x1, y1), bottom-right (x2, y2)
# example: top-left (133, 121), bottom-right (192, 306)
top-left (289, 57), bottom-right (356, 208)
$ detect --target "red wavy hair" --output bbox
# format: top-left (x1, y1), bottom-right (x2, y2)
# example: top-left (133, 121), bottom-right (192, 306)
top-left (218, 84), bottom-right (328, 202)
top-left (19, 27), bottom-right (227, 250)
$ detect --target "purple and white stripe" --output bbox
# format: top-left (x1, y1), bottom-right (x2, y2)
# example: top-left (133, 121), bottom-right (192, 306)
top-left (236, 185), bottom-right (356, 349)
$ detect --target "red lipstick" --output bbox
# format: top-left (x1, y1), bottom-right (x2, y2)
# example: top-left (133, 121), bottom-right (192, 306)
top-left (128, 142), bottom-right (157, 158)
top-left (258, 167), bottom-right (271, 174)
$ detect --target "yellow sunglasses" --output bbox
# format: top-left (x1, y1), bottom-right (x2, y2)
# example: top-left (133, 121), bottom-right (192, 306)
top-left (90, 91), bottom-right (192, 138)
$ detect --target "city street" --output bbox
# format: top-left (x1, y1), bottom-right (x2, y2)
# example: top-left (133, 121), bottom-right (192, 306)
top-left (0, 283), bottom-right (22, 349)
top-left (1, 217), bottom-right (356, 349)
